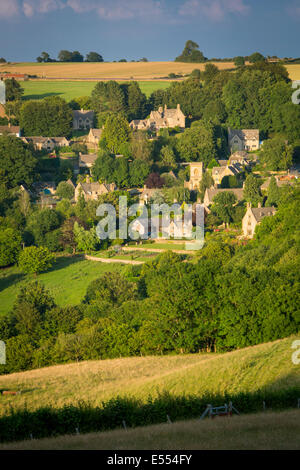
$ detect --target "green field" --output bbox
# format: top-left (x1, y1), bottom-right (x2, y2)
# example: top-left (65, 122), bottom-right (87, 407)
top-left (22, 80), bottom-right (171, 101)
top-left (0, 335), bottom-right (298, 414)
top-left (0, 256), bottom-right (125, 316)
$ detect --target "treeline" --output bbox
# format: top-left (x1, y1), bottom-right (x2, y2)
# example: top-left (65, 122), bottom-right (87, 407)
top-left (1, 389), bottom-right (299, 443)
top-left (0, 185), bottom-right (299, 375)
top-left (36, 51), bottom-right (104, 63)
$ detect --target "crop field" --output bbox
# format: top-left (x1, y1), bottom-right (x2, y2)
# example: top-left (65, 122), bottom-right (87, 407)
top-left (0, 256), bottom-right (125, 316)
top-left (1, 61), bottom-right (300, 80)
top-left (22, 80), bottom-right (171, 101)
top-left (0, 335), bottom-right (298, 414)
top-left (1, 410), bottom-right (299, 450)
top-left (0, 61), bottom-right (237, 80)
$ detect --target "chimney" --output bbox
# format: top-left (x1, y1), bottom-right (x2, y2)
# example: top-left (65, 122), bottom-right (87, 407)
top-left (258, 202), bottom-right (262, 208)
top-left (177, 104), bottom-right (180, 110)
top-left (86, 175), bottom-right (90, 184)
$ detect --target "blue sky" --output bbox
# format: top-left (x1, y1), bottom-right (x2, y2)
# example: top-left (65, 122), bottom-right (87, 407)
top-left (0, 0), bottom-right (300, 61)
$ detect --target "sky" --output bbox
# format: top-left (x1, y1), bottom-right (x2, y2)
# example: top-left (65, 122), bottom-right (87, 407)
top-left (0, 0), bottom-right (300, 62)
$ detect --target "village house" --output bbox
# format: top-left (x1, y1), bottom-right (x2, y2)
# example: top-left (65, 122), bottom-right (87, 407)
top-left (78, 152), bottom-right (98, 170)
top-left (74, 177), bottom-right (117, 202)
top-left (0, 125), bottom-right (21, 137)
top-left (184, 162), bottom-right (204, 191)
top-left (139, 187), bottom-right (158, 205)
top-left (211, 163), bottom-right (243, 187)
top-left (229, 151), bottom-right (250, 166)
top-left (242, 203), bottom-right (276, 238)
top-left (260, 175), bottom-right (296, 191)
top-left (130, 104), bottom-right (186, 132)
top-left (86, 128), bottom-right (103, 148)
top-left (21, 136), bottom-right (69, 151)
top-left (228, 128), bottom-right (260, 152)
top-left (203, 187), bottom-right (244, 210)
top-left (73, 110), bottom-right (95, 130)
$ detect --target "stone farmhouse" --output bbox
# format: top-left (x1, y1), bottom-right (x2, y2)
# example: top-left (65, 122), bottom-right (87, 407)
top-left (242, 203), bottom-right (276, 238)
top-left (86, 128), bottom-right (103, 148)
top-left (203, 187), bottom-right (244, 210)
top-left (74, 177), bottom-right (117, 202)
top-left (184, 162), bottom-right (204, 191)
top-left (73, 110), bottom-right (95, 130)
top-left (228, 128), bottom-right (260, 152)
top-left (0, 125), bottom-right (21, 137)
top-left (211, 163), bottom-right (243, 187)
top-left (79, 152), bottom-right (98, 170)
top-left (21, 136), bottom-right (69, 151)
top-left (130, 104), bottom-right (185, 132)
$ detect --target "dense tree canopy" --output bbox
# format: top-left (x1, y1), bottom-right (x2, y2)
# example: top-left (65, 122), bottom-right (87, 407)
top-left (0, 136), bottom-right (37, 188)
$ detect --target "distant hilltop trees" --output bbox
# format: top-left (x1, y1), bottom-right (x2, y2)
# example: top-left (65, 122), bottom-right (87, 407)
top-left (175, 40), bottom-right (207, 63)
top-left (36, 51), bottom-right (104, 63)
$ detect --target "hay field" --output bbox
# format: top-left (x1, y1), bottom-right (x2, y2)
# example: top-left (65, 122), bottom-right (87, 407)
top-left (0, 61), bottom-right (236, 80)
top-left (0, 335), bottom-right (298, 414)
top-left (1, 410), bottom-right (299, 450)
top-left (2, 61), bottom-right (300, 80)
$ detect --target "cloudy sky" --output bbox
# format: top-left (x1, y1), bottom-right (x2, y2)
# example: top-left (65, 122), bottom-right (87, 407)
top-left (0, 0), bottom-right (299, 61)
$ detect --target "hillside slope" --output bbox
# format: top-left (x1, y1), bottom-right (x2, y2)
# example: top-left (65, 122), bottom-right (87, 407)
top-left (0, 336), bottom-right (299, 415)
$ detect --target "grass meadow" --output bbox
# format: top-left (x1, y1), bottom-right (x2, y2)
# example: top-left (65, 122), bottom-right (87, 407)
top-left (0, 335), bottom-right (298, 415)
top-left (0, 256), bottom-right (125, 316)
top-left (22, 80), bottom-right (171, 101)
top-left (1, 410), bottom-right (298, 450)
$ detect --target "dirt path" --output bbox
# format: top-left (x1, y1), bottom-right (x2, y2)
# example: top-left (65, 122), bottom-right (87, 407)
top-left (84, 255), bottom-right (144, 265)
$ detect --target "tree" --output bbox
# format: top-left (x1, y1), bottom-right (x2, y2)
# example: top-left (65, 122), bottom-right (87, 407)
top-left (131, 131), bottom-right (153, 163)
top-left (249, 52), bottom-right (265, 63)
top-left (176, 120), bottom-right (217, 165)
top-left (60, 216), bottom-right (86, 253)
top-left (260, 137), bottom-right (293, 170)
top-left (56, 181), bottom-right (75, 200)
top-left (234, 56), bottom-right (245, 67)
top-left (102, 114), bottom-right (132, 154)
top-left (212, 191), bottom-right (237, 226)
top-left (0, 135), bottom-right (37, 188)
top-left (20, 97), bottom-right (72, 137)
top-left (18, 246), bottom-right (55, 276)
top-left (159, 145), bottom-right (177, 170)
top-left (36, 52), bottom-right (50, 63)
top-left (26, 208), bottom-right (62, 248)
top-left (198, 171), bottom-right (214, 202)
top-left (266, 176), bottom-right (281, 207)
top-left (91, 81), bottom-right (127, 115)
top-left (58, 50), bottom-right (83, 62)
top-left (145, 173), bottom-right (165, 189)
top-left (73, 222), bottom-right (100, 253)
top-left (84, 272), bottom-right (138, 306)
top-left (244, 174), bottom-right (263, 206)
top-left (86, 52), bottom-right (103, 62)
top-left (4, 78), bottom-right (24, 101)
top-left (125, 81), bottom-right (148, 121)
top-left (202, 64), bottom-right (219, 83)
top-left (0, 228), bottom-right (22, 267)
top-left (127, 160), bottom-right (150, 187)
top-left (175, 40), bottom-right (206, 63)
top-left (92, 151), bottom-right (115, 182)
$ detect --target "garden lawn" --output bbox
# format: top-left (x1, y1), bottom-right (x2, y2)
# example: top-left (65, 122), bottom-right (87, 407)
top-left (0, 256), bottom-right (125, 316)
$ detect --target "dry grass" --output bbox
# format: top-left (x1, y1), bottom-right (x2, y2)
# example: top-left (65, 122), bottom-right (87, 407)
top-left (0, 336), bottom-right (299, 415)
top-left (1, 410), bottom-right (299, 450)
top-left (1, 62), bottom-right (300, 80)
top-left (0, 61), bottom-right (236, 80)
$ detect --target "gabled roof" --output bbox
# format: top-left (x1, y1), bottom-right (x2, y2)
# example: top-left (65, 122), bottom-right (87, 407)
top-left (89, 128), bottom-right (102, 138)
top-left (228, 128), bottom-right (259, 141)
top-left (73, 110), bottom-right (94, 119)
top-left (250, 206), bottom-right (276, 222)
top-left (79, 153), bottom-right (98, 165)
top-left (0, 125), bottom-right (20, 134)
top-left (205, 187), bottom-right (244, 204)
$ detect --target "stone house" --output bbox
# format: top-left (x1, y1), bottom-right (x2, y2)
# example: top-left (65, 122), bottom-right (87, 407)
top-left (139, 187), bottom-right (158, 205)
top-left (86, 128), bottom-right (103, 148)
top-left (242, 204), bottom-right (276, 238)
top-left (130, 104), bottom-right (185, 132)
top-left (21, 136), bottom-right (69, 151)
top-left (229, 151), bottom-right (250, 166)
top-left (211, 163), bottom-right (243, 187)
top-left (184, 162), bottom-right (204, 191)
top-left (203, 187), bottom-right (244, 209)
top-left (74, 177), bottom-right (117, 202)
top-left (73, 110), bottom-right (95, 130)
top-left (79, 152), bottom-right (98, 169)
top-left (0, 125), bottom-right (21, 137)
top-left (228, 128), bottom-right (260, 152)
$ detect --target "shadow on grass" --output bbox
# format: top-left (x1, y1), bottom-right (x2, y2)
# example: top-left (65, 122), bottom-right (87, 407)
top-left (0, 272), bottom-right (24, 294)
top-left (23, 92), bottom-right (62, 100)
top-left (46, 255), bottom-right (85, 274)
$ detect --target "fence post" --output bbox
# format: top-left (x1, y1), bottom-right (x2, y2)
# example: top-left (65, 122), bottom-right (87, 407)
top-left (122, 420), bottom-right (127, 431)
top-left (263, 401), bottom-right (266, 411)
top-left (167, 415), bottom-right (172, 424)
top-left (75, 427), bottom-right (80, 435)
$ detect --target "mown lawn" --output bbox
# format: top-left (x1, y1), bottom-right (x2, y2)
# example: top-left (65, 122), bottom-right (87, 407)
top-left (22, 80), bottom-right (171, 101)
top-left (0, 256), bottom-right (124, 316)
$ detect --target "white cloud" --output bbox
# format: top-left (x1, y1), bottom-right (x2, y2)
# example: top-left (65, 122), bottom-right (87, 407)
top-left (0, 0), bottom-right (19, 18)
top-left (179, 0), bottom-right (250, 21)
top-left (67, 0), bottom-right (164, 21)
top-left (22, 0), bottom-right (65, 17)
